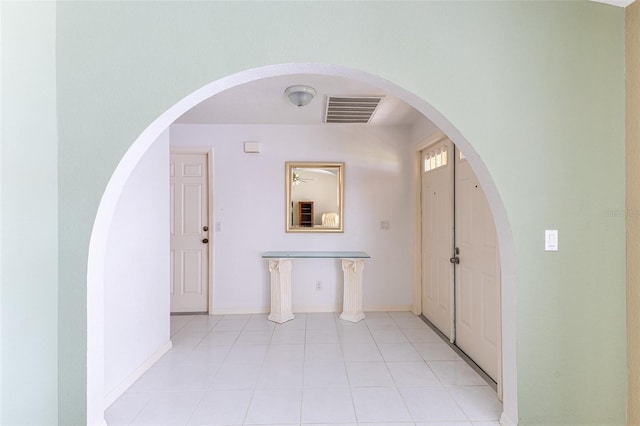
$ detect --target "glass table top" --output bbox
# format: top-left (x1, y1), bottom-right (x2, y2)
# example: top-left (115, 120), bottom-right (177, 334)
top-left (262, 251), bottom-right (370, 259)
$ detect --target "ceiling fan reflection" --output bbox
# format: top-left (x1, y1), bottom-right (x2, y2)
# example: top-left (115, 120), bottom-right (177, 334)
top-left (292, 172), bottom-right (317, 186)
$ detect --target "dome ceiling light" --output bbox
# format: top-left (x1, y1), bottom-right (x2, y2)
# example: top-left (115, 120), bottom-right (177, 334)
top-left (285, 85), bottom-right (316, 107)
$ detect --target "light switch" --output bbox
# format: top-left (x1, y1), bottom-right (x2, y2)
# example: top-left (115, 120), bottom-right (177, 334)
top-left (380, 220), bottom-right (390, 231)
top-left (215, 222), bottom-right (222, 232)
top-left (545, 230), bottom-right (558, 251)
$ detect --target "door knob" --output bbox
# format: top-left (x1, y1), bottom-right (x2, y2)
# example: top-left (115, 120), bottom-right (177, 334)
top-left (203, 226), bottom-right (209, 232)
top-left (202, 238), bottom-right (209, 244)
top-left (449, 247), bottom-right (460, 265)
top-left (450, 247), bottom-right (460, 264)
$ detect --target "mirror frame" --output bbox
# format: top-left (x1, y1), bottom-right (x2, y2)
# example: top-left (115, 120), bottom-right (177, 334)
top-left (285, 162), bottom-right (344, 233)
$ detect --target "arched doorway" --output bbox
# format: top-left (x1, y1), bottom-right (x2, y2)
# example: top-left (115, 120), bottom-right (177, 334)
top-left (87, 63), bottom-right (517, 425)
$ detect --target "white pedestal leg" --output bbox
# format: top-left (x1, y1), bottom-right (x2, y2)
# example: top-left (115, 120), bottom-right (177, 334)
top-left (340, 258), bottom-right (366, 322)
top-left (267, 259), bottom-right (294, 323)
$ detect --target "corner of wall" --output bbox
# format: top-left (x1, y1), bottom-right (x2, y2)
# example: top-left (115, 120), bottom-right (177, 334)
top-left (1, 1), bottom-right (59, 424)
top-left (626, 2), bottom-right (640, 424)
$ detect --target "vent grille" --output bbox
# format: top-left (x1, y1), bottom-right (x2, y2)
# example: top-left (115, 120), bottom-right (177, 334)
top-left (325, 96), bottom-right (383, 124)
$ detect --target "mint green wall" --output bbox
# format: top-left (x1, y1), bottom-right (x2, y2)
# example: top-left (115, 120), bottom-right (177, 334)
top-left (0, 1), bottom-right (59, 424)
top-left (53, 1), bottom-right (626, 424)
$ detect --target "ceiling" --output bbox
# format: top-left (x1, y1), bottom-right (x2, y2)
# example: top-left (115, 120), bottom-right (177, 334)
top-left (591, 0), bottom-right (635, 6)
top-left (175, 73), bottom-right (433, 128)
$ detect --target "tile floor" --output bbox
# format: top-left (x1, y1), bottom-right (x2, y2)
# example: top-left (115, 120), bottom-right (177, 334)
top-left (106, 312), bottom-right (502, 426)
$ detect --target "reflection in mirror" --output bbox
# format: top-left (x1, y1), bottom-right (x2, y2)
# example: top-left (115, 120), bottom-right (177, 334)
top-left (286, 162), bottom-right (344, 233)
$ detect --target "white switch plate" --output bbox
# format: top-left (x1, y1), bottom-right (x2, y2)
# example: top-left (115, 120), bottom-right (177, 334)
top-left (380, 220), bottom-right (390, 231)
top-left (545, 230), bottom-right (558, 251)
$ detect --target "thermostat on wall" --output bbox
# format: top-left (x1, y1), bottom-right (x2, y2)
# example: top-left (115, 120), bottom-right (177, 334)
top-left (244, 141), bottom-right (261, 153)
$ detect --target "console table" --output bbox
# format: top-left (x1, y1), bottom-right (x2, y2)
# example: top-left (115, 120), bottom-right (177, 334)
top-left (261, 251), bottom-right (370, 323)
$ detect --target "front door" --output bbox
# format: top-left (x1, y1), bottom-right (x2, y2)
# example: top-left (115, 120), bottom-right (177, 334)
top-left (420, 139), bottom-right (454, 339)
top-left (454, 149), bottom-right (500, 381)
top-left (170, 152), bottom-right (209, 313)
top-left (420, 139), bottom-right (501, 383)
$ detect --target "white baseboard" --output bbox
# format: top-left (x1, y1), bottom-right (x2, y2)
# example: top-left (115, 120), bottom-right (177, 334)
top-left (294, 305), bottom-right (342, 313)
top-left (212, 305), bottom-right (413, 315)
top-left (213, 306), bottom-right (343, 315)
top-left (104, 340), bottom-right (173, 409)
top-left (365, 304), bottom-right (413, 312)
top-left (213, 307), bottom-right (270, 315)
top-left (500, 411), bottom-right (518, 426)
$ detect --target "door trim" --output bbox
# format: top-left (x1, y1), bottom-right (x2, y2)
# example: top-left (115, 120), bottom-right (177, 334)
top-left (170, 146), bottom-right (215, 314)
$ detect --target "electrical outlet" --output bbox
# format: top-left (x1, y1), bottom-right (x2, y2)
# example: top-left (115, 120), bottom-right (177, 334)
top-left (315, 281), bottom-right (322, 291)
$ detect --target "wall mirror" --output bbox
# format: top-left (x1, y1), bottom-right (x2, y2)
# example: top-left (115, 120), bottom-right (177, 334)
top-left (286, 162), bottom-right (344, 233)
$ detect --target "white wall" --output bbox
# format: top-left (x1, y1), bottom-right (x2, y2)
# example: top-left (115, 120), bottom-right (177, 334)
top-left (171, 124), bottom-right (417, 313)
top-left (104, 130), bottom-right (171, 404)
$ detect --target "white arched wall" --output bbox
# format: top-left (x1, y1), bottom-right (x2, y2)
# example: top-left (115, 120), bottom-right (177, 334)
top-left (87, 63), bottom-right (518, 426)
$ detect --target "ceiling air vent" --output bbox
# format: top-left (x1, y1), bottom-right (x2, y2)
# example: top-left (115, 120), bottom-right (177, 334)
top-left (325, 96), bottom-right (383, 124)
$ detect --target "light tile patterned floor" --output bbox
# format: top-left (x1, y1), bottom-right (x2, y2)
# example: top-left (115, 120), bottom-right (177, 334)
top-left (105, 312), bottom-right (502, 426)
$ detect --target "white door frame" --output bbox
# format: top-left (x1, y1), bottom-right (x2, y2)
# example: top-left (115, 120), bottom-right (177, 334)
top-left (170, 146), bottom-right (215, 314)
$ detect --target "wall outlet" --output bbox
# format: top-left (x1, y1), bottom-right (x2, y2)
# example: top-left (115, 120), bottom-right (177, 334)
top-left (315, 281), bottom-right (322, 291)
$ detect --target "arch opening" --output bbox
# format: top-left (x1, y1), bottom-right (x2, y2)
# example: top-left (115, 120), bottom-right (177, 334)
top-left (87, 63), bottom-right (518, 426)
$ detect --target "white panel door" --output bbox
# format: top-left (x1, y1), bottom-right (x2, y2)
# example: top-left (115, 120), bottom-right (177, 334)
top-left (421, 140), bottom-right (454, 339)
top-left (170, 153), bottom-right (209, 313)
top-left (454, 149), bottom-right (500, 380)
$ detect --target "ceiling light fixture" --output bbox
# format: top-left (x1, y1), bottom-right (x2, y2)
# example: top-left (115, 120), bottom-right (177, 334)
top-left (285, 85), bottom-right (316, 107)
